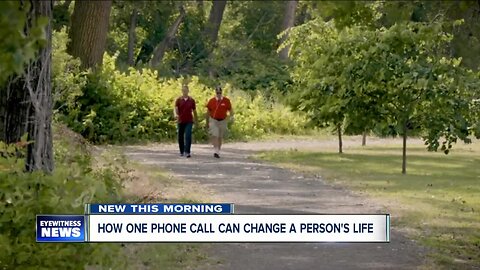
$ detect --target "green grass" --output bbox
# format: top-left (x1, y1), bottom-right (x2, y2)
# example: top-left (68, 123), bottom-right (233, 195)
top-left (257, 141), bottom-right (480, 269)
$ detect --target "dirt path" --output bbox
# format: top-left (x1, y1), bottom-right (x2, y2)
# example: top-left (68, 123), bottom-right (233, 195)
top-left (123, 138), bottom-right (428, 270)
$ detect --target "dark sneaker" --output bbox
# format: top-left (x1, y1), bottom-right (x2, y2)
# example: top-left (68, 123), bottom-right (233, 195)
top-left (180, 153), bottom-right (184, 157)
top-left (186, 154), bottom-right (191, 158)
top-left (213, 153), bottom-right (220, 158)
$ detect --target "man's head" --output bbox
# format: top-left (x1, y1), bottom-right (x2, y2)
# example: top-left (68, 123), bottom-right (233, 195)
top-left (182, 85), bottom-right (189, 97)
top-left (215, 86), bottom-right (222, 98)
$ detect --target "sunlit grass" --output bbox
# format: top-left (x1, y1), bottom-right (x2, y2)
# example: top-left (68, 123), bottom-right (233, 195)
top-left (257, 141), bottom-right (480, 269)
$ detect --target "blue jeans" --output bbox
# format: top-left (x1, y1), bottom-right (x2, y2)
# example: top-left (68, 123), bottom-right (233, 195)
top-left (177, 122), bottom-right (193, 154)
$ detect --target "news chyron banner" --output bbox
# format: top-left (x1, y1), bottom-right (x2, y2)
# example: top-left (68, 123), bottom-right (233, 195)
top-left (37, 203), bottom-right (390, 243)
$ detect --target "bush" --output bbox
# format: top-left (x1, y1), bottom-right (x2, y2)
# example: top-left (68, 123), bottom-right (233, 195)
top-left (52, 28), bottom-right (87, 113)
top-left (0, 125), bottom-right (127, 269)
top-left (59, 53), bottom-right (309, 144)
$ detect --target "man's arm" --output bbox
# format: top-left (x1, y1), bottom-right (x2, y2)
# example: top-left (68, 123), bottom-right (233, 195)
top-left (193, 109), bottom-right (198, 125)
top-left (229, 102), bottom-right (235, 122)
top-left (174, 101), bottom-right (179, 120)
top-left (205, 100), bottom-right (210, 128)
top-left (205, 110), bottom-right (209, 128)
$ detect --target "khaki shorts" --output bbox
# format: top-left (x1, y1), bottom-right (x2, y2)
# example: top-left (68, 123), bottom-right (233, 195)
top-left (209, 117), bottom-right (228, 138)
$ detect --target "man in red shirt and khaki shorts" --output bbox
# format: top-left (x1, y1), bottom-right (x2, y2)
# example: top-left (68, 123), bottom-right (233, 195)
top-left (206, 86), bottom-right (234, 158)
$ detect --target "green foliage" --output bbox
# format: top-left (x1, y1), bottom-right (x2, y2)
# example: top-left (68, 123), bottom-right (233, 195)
top-left (105, 0), bottom-right (293, 92)
top-left (58, 53), bottom-right (307, 144)
top-left (286, 19), bottom-right (479, 156)
top-left (223, 1), bottom-right (285, 54)
top-left (0, 125), bottom-right (127, 269)
top-left (304, 1), bottom-right (382, 29)
top-left (52, 0), bottom-right (73, 31)
top-left (0, 1), bottom-right (47, 84)
top-left (52, 28), bottom-right (87, 112)
top-left (372, 1), bottom-right (480, 70)
top-left (198, 0), bottom-right (292, 93)
top-left (227, 90), bottom-right (308, 140)
top-left (203, 40), bottom-right (292, 94)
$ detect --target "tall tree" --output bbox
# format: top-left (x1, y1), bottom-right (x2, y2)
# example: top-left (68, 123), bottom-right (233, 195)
top-left (279, 0), bottom-right (297, 60)
top-left (67, 0), bottom-right (112, 69)
top-left (205, 0), bottom-right (227, 47)
top-left (150, 6), bottom-right (186, 68)
top-left (25, 0), bottom-right (54, 172)
top-left (127, 6), bottom-right (138, 66)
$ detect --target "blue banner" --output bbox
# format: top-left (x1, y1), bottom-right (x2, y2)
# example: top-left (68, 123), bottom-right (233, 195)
top-left (36, 215), bottom-right (86, 242)
top-left (87, 203), bottom-right (234, 214)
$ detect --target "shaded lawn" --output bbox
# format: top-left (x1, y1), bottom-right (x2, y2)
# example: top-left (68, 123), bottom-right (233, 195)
top-left (257, 142), bottom-right (480, 269)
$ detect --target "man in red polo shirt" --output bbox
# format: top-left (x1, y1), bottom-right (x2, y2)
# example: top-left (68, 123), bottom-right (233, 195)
top-left (206, 86), bottom-right (234, 158)
top-left (175, 85), bottom-right (198, 158)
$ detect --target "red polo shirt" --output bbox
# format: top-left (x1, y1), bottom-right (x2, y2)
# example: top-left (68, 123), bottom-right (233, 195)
top-left (175, 96), bottom-right (196, 123)
top-left (207, 97), bottom-right (231, 120)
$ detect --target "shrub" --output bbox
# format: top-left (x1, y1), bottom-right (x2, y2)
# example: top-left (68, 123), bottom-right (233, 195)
top-left (52, 28), bottom-right (87, 113)
top-left (0, 125), bottom-right (127, 269)
top-left (59, 53), bottom-right (309, 144)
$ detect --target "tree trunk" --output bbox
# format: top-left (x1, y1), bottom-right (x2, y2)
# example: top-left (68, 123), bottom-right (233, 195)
top-left (67, 0), bottom-right (112, 69)
top-left (26, 0), bottom-right (54, 173)
top-left (402, 120), bottom-right (408, 175)
top-left (204, 0), bottom-right (227, 78)
top-left (279, 0), bottom-right (297, 60)
top-left (337, 123), bottom-right (343, 154)
top-left (0, 0), bottom-right (54, 172)
top-left (205, 0), bottom-right (227, 46)
top-left (0, 78), bottom-right (31, 144)
top-left (150, 6), bottom-right (186, 68)
top-left (127, 7), bottom-right (138, 66)
top-left (362, 131), bottom-right (367, 146)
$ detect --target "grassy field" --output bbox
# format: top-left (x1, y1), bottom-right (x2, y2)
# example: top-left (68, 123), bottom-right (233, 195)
top-left (257, 139), bottom-right (480, 269)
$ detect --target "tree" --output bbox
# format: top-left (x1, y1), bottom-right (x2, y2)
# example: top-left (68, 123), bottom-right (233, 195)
top-left (287, 19), bottom-right (479, 174)
top-left (0, 0), bottom-right (54, 172)
top-left (0, 1), bottom-right (49, 144)
top-left (127, 5), bottom-right (138, 66)
top-left (278, 0), bottom-right (297, 60)
top-left (203, 0), bottom-right (227, 76)
top-left (150, 5), bottom-right (186, 68)
top-left (67, 0), bottom-right (112, 69)
top-left (204, 0), bottom-right (227, 47)
top-left (25, 0), bottom-right (54, 172)
top-left (376, 1), bottom-right (480, 70)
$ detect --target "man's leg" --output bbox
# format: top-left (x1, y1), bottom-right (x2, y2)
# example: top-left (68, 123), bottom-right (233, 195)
top-left (212, 136), bottom-right (219, 152)
top-left (212, 137), bottom-right (220, 158)
top-left (185, 123), bottom-right (193, 157)
top-left (178, 123), bottom-right (186, 156)
top-left (209, 118), bottom-right (220, 157)
top-left (217, 120), bottom-right (227, 153)
top-left (218, 134), bottom-right (222, 152)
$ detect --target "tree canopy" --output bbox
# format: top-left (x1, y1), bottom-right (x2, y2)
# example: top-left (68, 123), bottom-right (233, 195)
top-left (286, 18), bottom-right (480, 173)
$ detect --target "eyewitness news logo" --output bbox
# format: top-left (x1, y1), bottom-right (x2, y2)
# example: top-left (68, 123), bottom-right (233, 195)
top-left (36, 215), bottom-right (86, 242)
